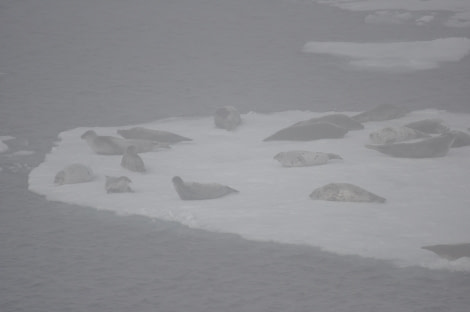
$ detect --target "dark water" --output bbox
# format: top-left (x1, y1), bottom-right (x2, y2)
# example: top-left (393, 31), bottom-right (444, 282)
top-left (1, 0), bottom-right (470, 311)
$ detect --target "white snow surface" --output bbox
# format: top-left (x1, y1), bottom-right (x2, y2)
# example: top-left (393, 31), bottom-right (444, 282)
top-left (302, 38), bottom-right (470, 72)
top-left (29, 109), bottom-right (470, 271)
top-left (316, 0), bottom-right (470, 27)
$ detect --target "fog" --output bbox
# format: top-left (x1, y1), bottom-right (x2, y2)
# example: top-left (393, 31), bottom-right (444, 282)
top-left (1, 0), bottom-right (470, 311)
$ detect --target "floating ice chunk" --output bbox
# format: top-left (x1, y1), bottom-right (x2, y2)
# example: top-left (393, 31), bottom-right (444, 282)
top-left (302, 38), bottom-right (470, 72)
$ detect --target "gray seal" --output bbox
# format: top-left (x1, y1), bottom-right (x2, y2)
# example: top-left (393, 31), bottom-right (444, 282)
top-left (105, 176), bottom-right (133, 193)
top-left (365, 133), bottom-right (456, 158)
top-left (214, 106), bottom-right (242, 131)
top-left (121, 146), bottom-right (146, 172)
top-left (309, 183), bottom-right (386, 203)
top-left (351, 104), bottom-right (410, 122)
top-left (172, 176), bottom-right (239, 200)
top-left (54, 163), bottom-right (94, 185)
top-left (369, 126), bottom-right (430, 144)
top-left (274, 151), bottom-right (342, 167)
top-left (263, 122), bottom-right (348, 141)
top-left (422, 243), bottom-right (470, 260)
top-left (81, 130), bottom-right (167, 155)
top-left (294, 114), bottom-right (364, 131)
top-left (449, 130), bottom-right (470, 148)
top-left (404, 119), bottom-right (449, 134)
top-left (117, 127), bottom-right (192, 144)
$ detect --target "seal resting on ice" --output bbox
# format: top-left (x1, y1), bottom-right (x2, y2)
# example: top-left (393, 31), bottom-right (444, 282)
top-left (369, 126), bottom-right (430, 144)
top-left (404, 119), bottom-right (449, 134)
top-left (294, 114), bottom-right (364, 131)
top-left (172, 176), bottom-right (239, 200)
top-left (309, 183), bottom-right (386, 203)
top-left (422, 243), bottom-right (470, 260)
top-left (365, 133), bottom-right (455, 158)
top-left (54, 163), bottom-right (94, 185)
top-left (121, 146), bottom-right (146, 172)
top-left (351, 104), bottom-right (410, 122)
top-left (274, 151), bottom-right (343, 167)
top-left (449, 130), bottom-right (470, 148)
top-left (105, 176), bottom-right (133, 193)
top-left (117, 127), bottom-right (192, 144)
top-left (81, 130), bottom-right (168, 155)
top-left (214, 106), bottom-right (242, 130)
top-left (263, 122), bottom-right (348, 141)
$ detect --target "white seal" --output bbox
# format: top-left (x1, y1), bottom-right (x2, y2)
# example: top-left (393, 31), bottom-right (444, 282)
top-left (54, 163), bottom-right (94, 185)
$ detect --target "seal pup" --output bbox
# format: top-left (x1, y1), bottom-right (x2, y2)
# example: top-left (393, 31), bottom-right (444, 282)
top-left (214, 106), bottom-right (242, 131)
top-left (369, 126), bottom-right (430, 144)
top-left (274, 151), bottom-right (342, 167)
top-left (121, 146), bottom-right (146, 172)
top-left (172, 176), bottom-right (239, 200)
top-left (117, 127), bottom-right (192, 144)
top-left (309, 183), bottom-right (386, 203)
top-left (404, 119), bottom-right (449, 134)
top-left (294, 114), bottom-right (364, 131)
top-left (351, 104), bottom-right (410, 122)
top-left (81, 130), bottom-right (168, 155)
top-left (263, 122), bottom-right (348, 141)
top-left (54, 163), bottom-right (94, 185)
top-left (105, 176), bottom-right (133, 193)
top-left (365, 133), bottom-right (456, 158)
top-left (422, 243), bottom-right (470, 260)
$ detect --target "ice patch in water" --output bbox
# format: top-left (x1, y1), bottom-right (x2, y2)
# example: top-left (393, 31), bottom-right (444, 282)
top-left (29, 110), bottom-right (470, 271)
top-left (302, 38), bottom-right (470, 72)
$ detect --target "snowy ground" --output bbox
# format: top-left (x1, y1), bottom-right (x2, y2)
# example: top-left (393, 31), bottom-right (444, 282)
top-left (29, 109), bottom-right (470, 271)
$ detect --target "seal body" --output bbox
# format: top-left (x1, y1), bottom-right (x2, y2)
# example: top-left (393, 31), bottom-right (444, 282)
top-left (295, 114), bottom-right (364, 131)
top-left (274, 151), bottom-right (342, 167)
top-left (309, 183), bottom-right (386, 203)
top-left (405, 119), bottom-right (449, 134)
top-left (214, 106), bottom-right (242, 130)
top-left (81, 130), bottom-right (166, 155)
top-left (422, 243), bottom-right (470, 260)
top-left (172, 176), bottom-right (239, 200)
top-left (117, 127), bottom-right (192, 144)
top-left (81, 130), bottom-right (124, 155)
top-left (121, 146), bottom-right (146, 172)
top-left (54, 163), bottom-right (94, 185)
top-left (105, 176), bottom-right (133, 193)
top-left (352, 104), bottom-right (410, 122)
top-left (449, 130), bottom-right (470, 148)
top-left (369, 126), bottom-right (430, 144)
top-left (365, 133), bottom-right (456, 158)
top-left (263, 122), bottom-right (348, 141)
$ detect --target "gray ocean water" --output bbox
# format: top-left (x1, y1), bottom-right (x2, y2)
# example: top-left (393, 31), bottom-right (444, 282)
top-left (1, 0), bottom-right (470, 311)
